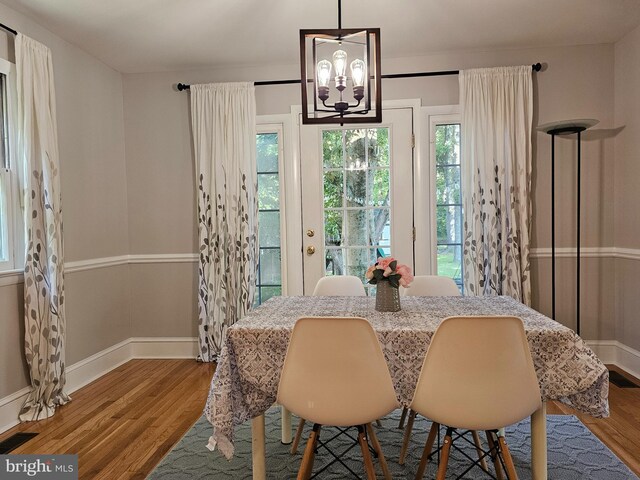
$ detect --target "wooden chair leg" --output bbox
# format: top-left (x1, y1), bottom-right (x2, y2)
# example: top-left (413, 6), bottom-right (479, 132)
top-left (415, 421), bottom-right (439, 480)
top-left (472, 430), bottom-right (489, 472)
top-left (376, 418), bottom-right (383, 427)
top-left (498, 436), bottom-right (519, 480)
top-left (358, 425), bottom-right (377, 480)
top-left (486, 430), bottom-right (504, 480)
top-left (399, 409), bottom-right (417, 464)
top-left (298, 424), bottom-right (320, 480)
top-left (398, 406), bottom-right (409, 429)
top-left (367, 423), bottom-right (392, 480)
top-left (291, 418), bottom-right (306, 454)
top-left (435, 428), bottom-right (453, 480)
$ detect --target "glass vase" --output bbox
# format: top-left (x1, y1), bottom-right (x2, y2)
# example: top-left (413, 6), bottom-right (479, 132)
top-left (375, 280), bottom-right (401, 312)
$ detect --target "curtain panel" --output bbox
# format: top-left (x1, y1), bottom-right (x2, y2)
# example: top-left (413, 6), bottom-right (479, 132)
top-left (16, 34), bottom-right (70, 421)
top-left (190, 82), bottom-right (258, 362)
top-left (459, 66), bottom-right (533, 305)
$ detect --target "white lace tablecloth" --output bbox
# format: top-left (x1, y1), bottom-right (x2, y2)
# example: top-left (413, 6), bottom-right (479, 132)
top-left (204, 295), bottom-right (609, 459)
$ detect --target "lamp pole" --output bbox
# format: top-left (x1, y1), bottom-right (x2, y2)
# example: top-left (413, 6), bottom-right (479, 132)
top-left (538, 119), bottom-right (598, 336)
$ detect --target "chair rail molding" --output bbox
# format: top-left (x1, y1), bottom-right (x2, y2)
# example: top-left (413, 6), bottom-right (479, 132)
top-left (530, 247), bottom-right (640, 260)
top-left (0, 254), bottom-right (200, 286)
top-left (66, 253), bottom-right (199, 272)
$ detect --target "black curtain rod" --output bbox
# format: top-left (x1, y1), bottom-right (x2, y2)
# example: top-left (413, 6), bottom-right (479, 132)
top-left (177, 63), bottom-right (542, 91)
top-left (0, 22), bottom-right (17, 36)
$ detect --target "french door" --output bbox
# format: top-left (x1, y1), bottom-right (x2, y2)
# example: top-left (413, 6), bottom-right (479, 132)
top-left (299, 108), bottom-right (415, 295)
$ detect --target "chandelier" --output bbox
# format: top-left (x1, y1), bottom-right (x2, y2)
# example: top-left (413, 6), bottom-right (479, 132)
top-left (299, 0), bottom-right (381, 124)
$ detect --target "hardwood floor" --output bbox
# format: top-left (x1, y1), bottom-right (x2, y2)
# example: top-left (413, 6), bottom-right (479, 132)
top-left (0, 359), bottom-right (215, 480)
top-left (1, 360), bottom-right (639, 479)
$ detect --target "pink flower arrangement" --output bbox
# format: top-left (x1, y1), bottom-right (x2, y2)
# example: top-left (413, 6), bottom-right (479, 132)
top-left (366, 257), bottom-right (414, 288)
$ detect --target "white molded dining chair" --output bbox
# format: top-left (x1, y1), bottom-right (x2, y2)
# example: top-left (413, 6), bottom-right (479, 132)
top-left (404, 275), bottom-right (460, 297)
top-left (410, 316), bottom-right (541, 480)
top-left (399, 275), bottom-right (461, 463)
top-left (277, 317), bottom-right (399, 480)
top-left (288, 275), bottom-right (367, 455)
top-left (312, 275), bottom-right (366, 296)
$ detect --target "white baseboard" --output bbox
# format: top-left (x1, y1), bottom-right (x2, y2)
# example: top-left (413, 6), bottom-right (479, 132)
top-left (130, 337), bottom-right (199, 358)
top-left (586, 340), bottom-right (640, 380)
top-left (0, 387), bottom-right (30, 435)
top-left (65, 339), bottom-right (133, 393)
top-left (0, 336), bottom-right (198, 434)
top-left (615, 342), bottom-right (640, 380)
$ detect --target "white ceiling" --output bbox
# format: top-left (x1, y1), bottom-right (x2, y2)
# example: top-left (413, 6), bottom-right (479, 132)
top-left (3, 0), bottom-right (640, 74)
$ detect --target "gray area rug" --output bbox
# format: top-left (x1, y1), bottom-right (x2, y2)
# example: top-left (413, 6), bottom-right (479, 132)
top-left (148, 408), bottom-right (638, 479)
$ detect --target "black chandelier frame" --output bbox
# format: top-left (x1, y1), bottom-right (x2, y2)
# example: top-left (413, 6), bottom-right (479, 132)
top-left (299, 27), bottom-right (382, 125)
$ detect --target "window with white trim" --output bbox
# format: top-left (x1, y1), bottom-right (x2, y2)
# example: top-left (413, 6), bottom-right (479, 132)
top-left (254, 129), bottom-right (285, 305)
top-left (0, 68), bottom-right (19, 273)
top-left (433, 122), bottom-right (463, 290)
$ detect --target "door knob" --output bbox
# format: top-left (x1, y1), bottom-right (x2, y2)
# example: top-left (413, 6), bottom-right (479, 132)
top-left (306, 229), bottom-right (315, 237)
top-left (306, 246), bottom-right (316, 255)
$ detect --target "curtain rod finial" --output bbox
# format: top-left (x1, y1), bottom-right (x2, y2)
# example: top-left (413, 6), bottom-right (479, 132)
top-left (532, 63), bottom-right (542, 72)
top-left (177, 83), bottom-right (190, 91)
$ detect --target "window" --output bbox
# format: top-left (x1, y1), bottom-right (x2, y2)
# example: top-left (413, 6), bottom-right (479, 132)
top-left (254, 131), bottom-right (283, 305)
top-left (322, 128), bottom-right (391, 296)
top-left (434, 123), bottom-right (463, 290)
top-left (0, 70), bottom-right (17, 273)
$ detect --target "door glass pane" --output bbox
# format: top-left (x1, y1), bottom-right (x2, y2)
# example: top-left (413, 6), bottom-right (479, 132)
top-left (345, 209), bottom-right (367, 245)
top-left (367, 128), bottom-right (389, 167)
top-left (325, 247), bottom-right (345, 276)
top-left (322, 127), bottom-right (391, 292)
top-left (345, 169), bottom-right (366, 207)
top-left (369, 208), bottom-right (390, 246)
top-left (369, 169), bottom-right (390, 206)
top-left (322, 130), bottom-right (344, 169)
top-left (345, 247), bottom-right (370, 279)
top-left (324, 210), bottom-right (343, 246)
top-left (323, 171), bottom-right (343, 208)
top-left (344, 129), bottom-right (366, 170)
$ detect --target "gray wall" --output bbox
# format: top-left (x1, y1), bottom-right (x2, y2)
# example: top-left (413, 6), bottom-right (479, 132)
top-left (615, 24), bottom-right (640, 351)
top-left (122, 43), bottom-right (617, 339)
top-left (0, 2), bottom-right (130, 398)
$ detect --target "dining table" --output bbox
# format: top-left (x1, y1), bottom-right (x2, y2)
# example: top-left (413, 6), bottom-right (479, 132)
top-left (204, 295), bottom-right (609, 480)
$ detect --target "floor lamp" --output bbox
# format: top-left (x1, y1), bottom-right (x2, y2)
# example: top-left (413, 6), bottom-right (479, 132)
top-left (537, 119), bottom-right (598, 336)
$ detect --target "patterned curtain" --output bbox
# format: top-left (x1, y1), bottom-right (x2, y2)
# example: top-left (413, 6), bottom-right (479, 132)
top-left (459, 66), bottom-right (533, 305)
top-left (190, 83), bottom-right (258, 362)
top-left (16, 34), bottom-right (70, 421)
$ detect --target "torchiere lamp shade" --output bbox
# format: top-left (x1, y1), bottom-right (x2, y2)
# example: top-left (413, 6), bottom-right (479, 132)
top-left (537, 119), bottom-right (599, 135)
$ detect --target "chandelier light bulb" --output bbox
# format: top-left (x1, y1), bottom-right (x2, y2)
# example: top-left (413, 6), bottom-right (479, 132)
top-left (317, 60), bottom-right (332, 88)
top-left (350, 59), bottom-right (366, 87)
top-left (332, 50), bottom-right (348, 77)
